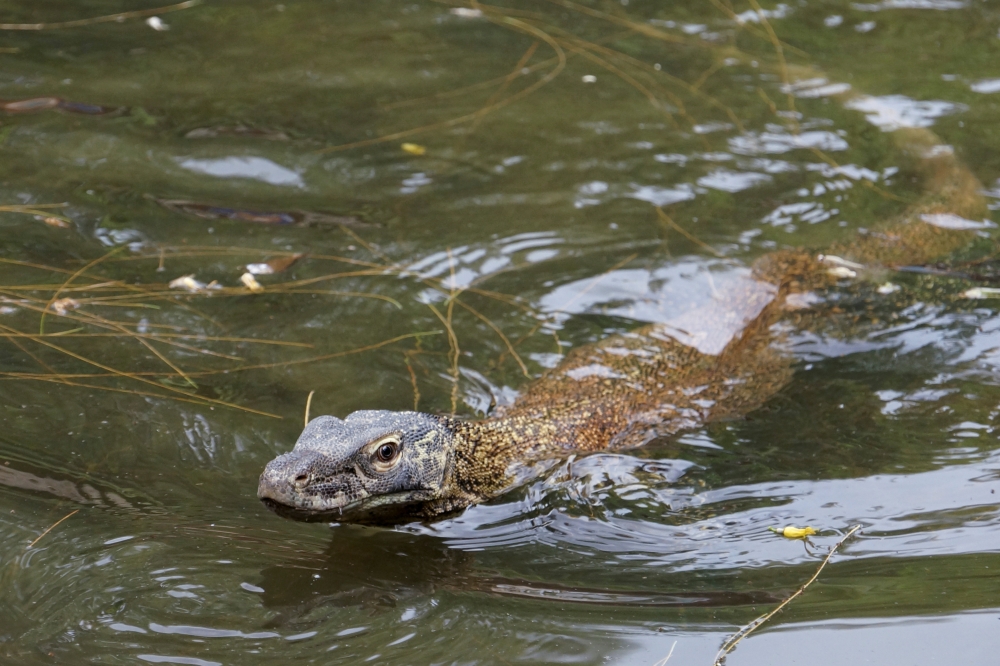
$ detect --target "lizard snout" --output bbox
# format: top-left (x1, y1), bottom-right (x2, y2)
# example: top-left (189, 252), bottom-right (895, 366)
top-left (257, 450), bottom-right (323, 505)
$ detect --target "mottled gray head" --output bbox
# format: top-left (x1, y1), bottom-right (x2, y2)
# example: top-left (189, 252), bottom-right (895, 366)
top-left (258, 410), bottom-right (458, 524)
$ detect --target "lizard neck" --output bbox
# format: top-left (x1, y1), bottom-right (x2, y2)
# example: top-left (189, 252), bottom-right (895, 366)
top-left (446, 416), bottom-right (533, 501)
top-left (446, 401), bottom-right (633, 501)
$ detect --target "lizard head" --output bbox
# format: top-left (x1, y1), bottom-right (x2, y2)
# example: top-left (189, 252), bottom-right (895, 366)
top-left (257, 410), bottom-right (463, 524)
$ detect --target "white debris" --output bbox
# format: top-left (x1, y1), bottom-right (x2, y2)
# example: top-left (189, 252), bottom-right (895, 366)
top-left (146, 16), bottom-right (169, 31)
top-left (828, 266), bottom-right (857, 279)
top-left (50, 298), bottom-right (79, 315)
top-left (169, 275), bottom-right (207, 292)
top-left (921, 213), bottom-right (996, 231)
top-left (877, 282), bottom-right (900, 294)
top-left (922, 144), bottom-right (954, 158)
top-left (962, 287), bottom-right (1000, 299)
top-left (581, 75), bottom-right (597, 83)
top-left (449, 8), bottom-right (484, 18)
top-left (818, 254), bottom-right (865, 270)
top-left (245, 262), bottom-right (274, 275)
top-left (784, 291), bottom-right (821, 310)
top-left (240, 273), bottom-right (264, 293)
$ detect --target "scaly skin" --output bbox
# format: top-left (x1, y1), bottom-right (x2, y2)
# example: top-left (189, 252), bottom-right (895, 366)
top-left (258, 126), bottom-right (988, 525)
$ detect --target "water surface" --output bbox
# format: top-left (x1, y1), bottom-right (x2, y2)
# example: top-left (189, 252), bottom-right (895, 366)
top-left (1, 0), bottom-right (1000, 664)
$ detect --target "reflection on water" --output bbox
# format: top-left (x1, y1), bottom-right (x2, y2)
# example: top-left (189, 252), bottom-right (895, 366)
top-left (1, 0), bottom-right (999, 663)
top-left (176, 157), bottom-right (305, 188)
top-left (540, 259), bottom-right (776, 355)
top-left (845, 94), bottom-right (965, 131)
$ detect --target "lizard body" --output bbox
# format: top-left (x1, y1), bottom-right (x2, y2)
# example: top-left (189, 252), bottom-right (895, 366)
top-left (259, 127), bottom-right (988, 524)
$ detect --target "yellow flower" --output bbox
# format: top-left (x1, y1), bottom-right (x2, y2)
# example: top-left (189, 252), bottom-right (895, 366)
top-left (401, 143), bottom-right (427, 156)
top-left (769, 525), bottom-right (817, 539)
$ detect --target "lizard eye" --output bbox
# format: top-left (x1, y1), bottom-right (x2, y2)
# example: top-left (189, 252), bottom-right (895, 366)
top-left (370, 438), bottom-right (401, 470)
top-left (376, 442), bottom-right (398, 462)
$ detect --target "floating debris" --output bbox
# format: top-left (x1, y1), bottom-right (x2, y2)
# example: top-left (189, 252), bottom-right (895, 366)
top-left (921, 144), bottom-right (954, 158)
top-left (0, 97), bottom-right (120, 115)
top-left (828, 266), bottom-right (857, 279)
top-left (401, 142), bottom-right (426, 156)
top-left (817, 253), bottom-right (860, 278)
top-left (818, 254), bottom-right (865, 270)
top-left (783, 291), bottom-right (821, 310)
top-left (245, 263), bottom-right (270, 275)
top-left (184, 125), bottom-right (290, 141)
top-left (876, 282), bottom-right (900, 294)
top-left (246, 253), bottom-right (305, 275)
top-left (50, 298), bottom-right (79, 315)
top-left (920, 213), bottom-right (996, 231)
top-left (717, 526), bottom-right (862, 665)
top-left (961, 287), bottom-right (1000, 299)
top-left (768, 525), bottom-right (817, 539)
top-left (2, 97), bottom-right (58, 113)
top-left (0, 0), bottom-right (200, 31)
top-left (152, 198), bottom-right (373, 228)
top-left (449, 7), bottom-right (484, 17)
top-left (168, 275), bottom-right (204, 292)
top-left (240, 272), bottom-right (264, 293)
top-left (168, 274), bottom-right (219, 293)
top-left (896, 264), bottom-right (971, 280)
top-left (38, 216), bottom-right (70, 228)
top-left (145, 16), bottom-right (169, 31)
top-left (58, 99), bottom-right (119, 115)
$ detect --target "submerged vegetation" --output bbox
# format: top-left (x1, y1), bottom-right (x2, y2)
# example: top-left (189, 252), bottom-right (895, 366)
top-left (2, 0), bottom-right (995, 421)
top-left (0, 221), bottom-right (551, 417)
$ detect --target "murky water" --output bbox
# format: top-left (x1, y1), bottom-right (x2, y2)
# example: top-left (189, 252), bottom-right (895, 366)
top-left (1, 0), bottom-right (1000, 663)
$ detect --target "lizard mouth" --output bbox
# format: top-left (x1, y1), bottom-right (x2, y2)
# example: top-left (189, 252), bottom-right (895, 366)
top-left (259, 493), bottom-right (434, 525)
top-left (258, 497), bottom-right (352, 523)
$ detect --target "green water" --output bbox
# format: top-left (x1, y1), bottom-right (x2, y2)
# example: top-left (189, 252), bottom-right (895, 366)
top-left (1, 0), bottom-right (999, 663)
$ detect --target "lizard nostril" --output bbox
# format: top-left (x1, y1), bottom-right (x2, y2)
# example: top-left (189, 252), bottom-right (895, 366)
top-left (292, 473), bottom-right (309, 488)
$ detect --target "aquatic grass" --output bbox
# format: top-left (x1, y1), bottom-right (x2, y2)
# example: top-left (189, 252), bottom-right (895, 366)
top-left (656, 207), bottom-right (725, 259)
top-left (0, 204), bottom-right (73, 229)
top-left (542, 0), bottom-right (686, 45)
top-left (423, 249), bottom-right (463, 413)
top-left (0, 0), bottom-right (201, 31)
top-left (0, 228), bottom-right (549, 418)
top-left (378, 24), bottom-right (639, 114)
top-left (746, 0), bottom-right (796, 116)
top-left (25, 509), bottom-right (78, 550)
top-left (713, 525), bottom-right (864, 664)
top-left (41, 245), bottom-right (129, 334)
top-left (466, 40), bottom-right (541, 137)
top-left (0, 245), bottom-right (402, 415)
top-left (2, 0), bottom-right (988, 423)
top-left (317, 0), bottom-right (931, 218)
top-left (556, 36), bottom-right (687, 132)
top-left (316, 11), bottom-right (567, 155)
top-left (3, 326), bottom-right (283, 418)
top-left (380, 44), bottom-right (561, 111)
top-left (704, 0), bottom-right (810, 58)
top-left (325, 0), bottom-right (789, 153)
top-left (452, 299), bottom-right (530, 378)
top-left (403, 349), bottom-right (423, 411)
